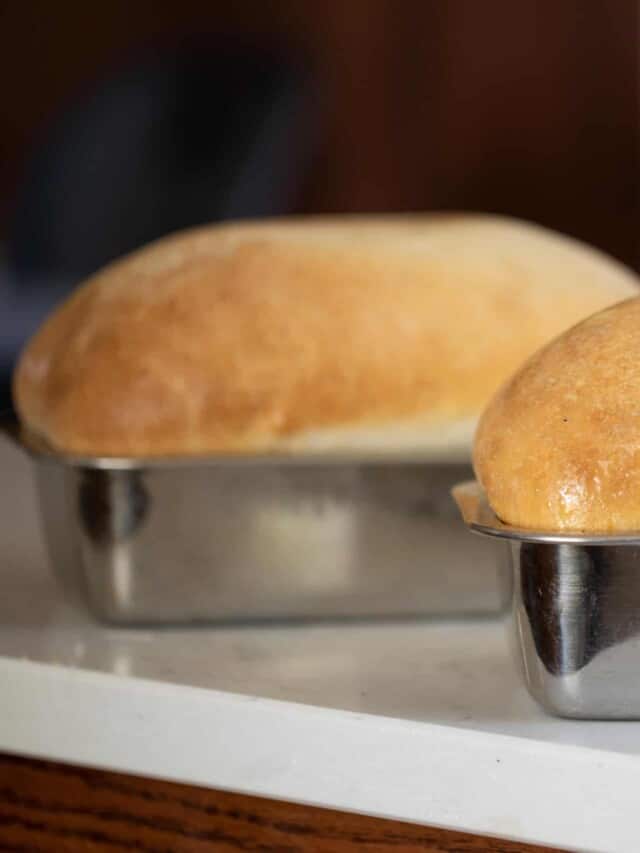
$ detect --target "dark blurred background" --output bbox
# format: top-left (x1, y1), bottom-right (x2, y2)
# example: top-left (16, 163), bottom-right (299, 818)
top-left (0, 0), bottom-right (638, 411)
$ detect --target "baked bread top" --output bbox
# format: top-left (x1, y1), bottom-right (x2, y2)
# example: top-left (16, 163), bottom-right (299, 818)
top-left (14, 214), bottom-right (639, 457)
top-left (475, 297), bottom-right (640, 531)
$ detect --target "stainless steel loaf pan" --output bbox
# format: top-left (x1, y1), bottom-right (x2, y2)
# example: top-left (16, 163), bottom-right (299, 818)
top-left (455, 481), bottom-right (640, 719)
top-left (11, 426), bottom-right (503, 624)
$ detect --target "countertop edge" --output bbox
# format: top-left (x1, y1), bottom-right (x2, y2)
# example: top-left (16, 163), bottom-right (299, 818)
top-left (1, 655), bottom-right (637, 852)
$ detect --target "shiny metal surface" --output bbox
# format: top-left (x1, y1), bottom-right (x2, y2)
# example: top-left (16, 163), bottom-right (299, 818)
top-left (455, 480), bottom-right (640, 718)
top-left (453, 480), bottom-right (640, 544)
top-left (15, 432), bottom-right (503, 624)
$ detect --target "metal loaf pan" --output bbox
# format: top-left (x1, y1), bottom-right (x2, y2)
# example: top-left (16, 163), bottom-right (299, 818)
top-left (13, 427), bottom-right (503, 624)
top-left (455, 481), bottom-right (640, 719)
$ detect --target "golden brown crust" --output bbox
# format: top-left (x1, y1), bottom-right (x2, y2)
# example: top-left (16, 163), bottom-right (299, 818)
top-left (14, 215), bottom-right (639, 457)
top-left (474, 297), bottom-right (640, 531)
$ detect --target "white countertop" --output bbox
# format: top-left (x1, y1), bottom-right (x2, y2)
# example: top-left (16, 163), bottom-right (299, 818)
top-left (2, 435), bottom-right (640, 853)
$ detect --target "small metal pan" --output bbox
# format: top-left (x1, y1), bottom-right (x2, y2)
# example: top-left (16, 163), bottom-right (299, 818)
top-left (6, 424), bottom-right (504, 625)
top-left (454, 480), bottom-right (640, 719)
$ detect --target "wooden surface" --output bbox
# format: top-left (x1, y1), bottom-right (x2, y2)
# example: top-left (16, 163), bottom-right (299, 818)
top-left (1, 0), bottom-right (637, 269)
top-left (0, 753), bottom-right (565, 852)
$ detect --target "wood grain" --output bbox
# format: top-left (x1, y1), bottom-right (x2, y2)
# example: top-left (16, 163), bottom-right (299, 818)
top-left (0, 753), bottom-right (565, 852)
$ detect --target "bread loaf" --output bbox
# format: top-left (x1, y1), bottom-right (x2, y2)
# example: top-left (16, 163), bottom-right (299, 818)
top-left (474, 297), bottom-right (640, 531)
top-left (14, 215), bottom-right (639, 457)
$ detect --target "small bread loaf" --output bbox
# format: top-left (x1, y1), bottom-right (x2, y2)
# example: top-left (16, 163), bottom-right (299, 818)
top-left (474, 297), bottom-right (640, 531)
top-left (13, 215), bottom-right (639, 457)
